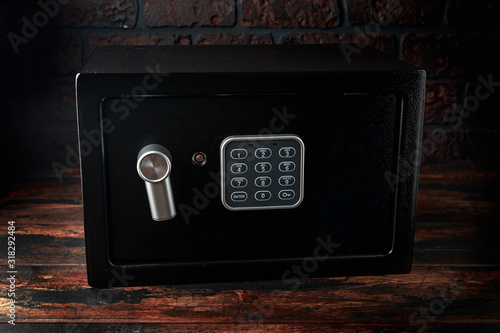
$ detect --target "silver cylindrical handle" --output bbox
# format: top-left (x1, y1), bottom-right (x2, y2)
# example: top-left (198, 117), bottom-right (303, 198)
top-left (137, 144), bottom-right (176, 221)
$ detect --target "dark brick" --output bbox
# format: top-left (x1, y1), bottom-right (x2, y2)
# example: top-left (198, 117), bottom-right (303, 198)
top-left (0, 78), bottom-right (76, 123)
top-left (0, 0), bottom-right (136, 28)
top-left (347, 0), bottom-right (445, 26)
top-left (54, 0), bottom-right (136, 27)
top-left (401, 34), bottom-right (500, 78)
top-left (88, 33), bottom-right (190, 56)
top-left (195, 33), bottom-right (274, 45)
top-left (424, 81), bottom-right (459, 124)
top-left (421, 128), bottom-right (498, 160)
top-left (279, 32), bottom-right (396, 55)
top-left (241, 0), bottom-right (339, 28)
top-left (446, 0), bottom-right (500, 29)
top-left (0, 33), bottom-right (83, 75)
top-left (461, 78), bottom-right (500, 128)
top-left (144, 0), bottom-right (235, 27)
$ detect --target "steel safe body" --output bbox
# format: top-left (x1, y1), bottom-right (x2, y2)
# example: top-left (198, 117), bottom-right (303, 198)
top-left (76, 45), bottom-right (425, 287)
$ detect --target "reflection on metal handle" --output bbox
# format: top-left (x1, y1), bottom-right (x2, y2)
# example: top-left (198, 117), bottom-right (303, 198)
top-left (137, 144), bottom-right (176, 221)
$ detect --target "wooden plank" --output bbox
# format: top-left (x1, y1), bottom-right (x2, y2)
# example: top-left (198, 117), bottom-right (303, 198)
top-left (0, 181), bottom-right (82, 210)
top-left (419, 160), bottom-right (499, 184)
top-left (0, 224), bottom-right (85, 265)
top-left (0, 161), bottom-right (496, 227)
top-left (0, 162), bottom-right (498, 331)
top-left (1, 322), bottom-right (500, 333)
top-left (2, 219), bottom-right (498, 266)
top-left (417, 162), bottom-right (499, 225)
top-left (414, 223), bottom-right (500, 251)
top-left (0, 207), bottom-right (83, 225)
top-left (1, 266), bottom-right (499, 327)
top-left (416, 184), bottom-right (499, 224)
top-left (413, 249), bottom-right (500, 266)
top-left (0, 223), bottom-right (498, 266)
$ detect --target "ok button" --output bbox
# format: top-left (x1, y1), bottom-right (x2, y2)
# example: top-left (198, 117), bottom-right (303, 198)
top-left (278, 190), bottom-right (295, 200)
top-left (231, 191), bottom-right (248, 202)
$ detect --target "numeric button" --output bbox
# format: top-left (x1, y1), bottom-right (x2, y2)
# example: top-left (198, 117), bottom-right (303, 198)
top-left (231, 177), bottom-right (247, 188)
top-left (255, 191), bottom-right (271, 201)
top-left (255, 176), bottom-right (272, 187)
top-left (255, 162), bottom-right (272, 173)
top-left (255, 148), bottom-right (272, 159)
top-left (279, 176), bottom-right (295, 186)
top-left (279, 161), bottom-right (295, 172)
top-left (231, 163), bottom-right (247, 174)
top-left (231, 149), bottom-right (247, 159)
top-left (279, 147), bottom-right (296, 158)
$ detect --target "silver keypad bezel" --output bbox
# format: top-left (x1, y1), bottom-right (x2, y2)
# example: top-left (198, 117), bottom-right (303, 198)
top-left (220, 134), bottom-right (305, 211)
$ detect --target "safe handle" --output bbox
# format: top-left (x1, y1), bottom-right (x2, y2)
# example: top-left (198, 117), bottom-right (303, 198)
top-left (137, 144), bottom-right (176, 221)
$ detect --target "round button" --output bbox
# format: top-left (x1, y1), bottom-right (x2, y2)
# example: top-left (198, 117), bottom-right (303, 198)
top-left (192, 152), bottom-right (207, 166)
top-left (138, 153), bottom-right (170, 182)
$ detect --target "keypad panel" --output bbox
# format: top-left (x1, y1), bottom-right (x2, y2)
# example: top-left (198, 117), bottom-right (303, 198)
top-left (221, 135), bottom-right (304, 210)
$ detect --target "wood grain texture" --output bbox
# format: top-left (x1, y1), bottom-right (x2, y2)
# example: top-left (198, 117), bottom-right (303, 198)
top-left (0, 160), bottom-right (499, 332)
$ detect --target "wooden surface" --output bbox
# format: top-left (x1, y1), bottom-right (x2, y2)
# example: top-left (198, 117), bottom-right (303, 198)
top-left (0, 160), bottom-right (499, 332)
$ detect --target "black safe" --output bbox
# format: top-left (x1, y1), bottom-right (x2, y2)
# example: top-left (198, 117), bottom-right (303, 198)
top-left (76, 45), bottom-right (425, 287)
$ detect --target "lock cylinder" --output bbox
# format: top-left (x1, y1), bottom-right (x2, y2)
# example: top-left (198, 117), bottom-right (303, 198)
top-left (137, 144), bottom-right (176, 221)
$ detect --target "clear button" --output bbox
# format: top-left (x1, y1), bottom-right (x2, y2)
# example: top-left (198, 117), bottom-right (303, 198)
top-left (278, 190), bottom-right (295, 200)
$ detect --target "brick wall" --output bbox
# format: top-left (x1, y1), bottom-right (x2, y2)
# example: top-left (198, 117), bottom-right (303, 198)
top-left (0, 0), bottom-right (499, 179)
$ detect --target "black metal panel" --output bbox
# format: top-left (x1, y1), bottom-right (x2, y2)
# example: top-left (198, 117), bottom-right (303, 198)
top-left (76, 45), bottom-right (425, 287)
